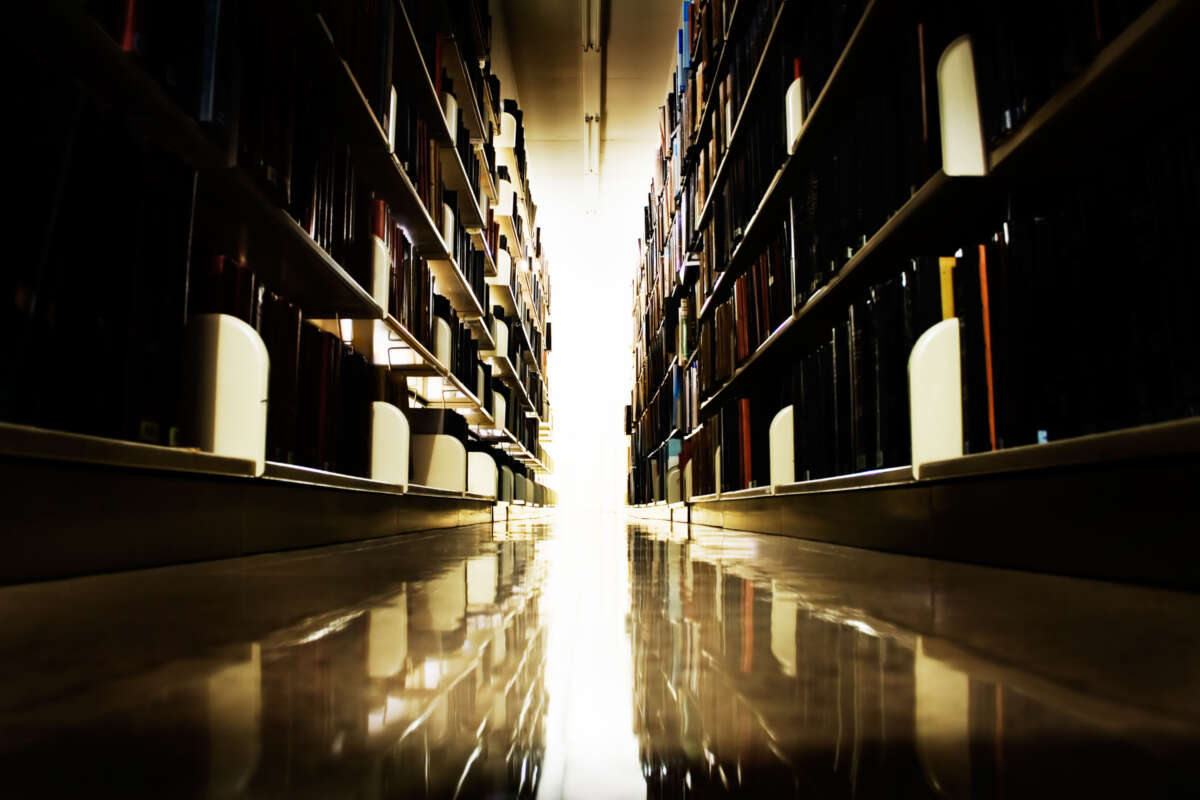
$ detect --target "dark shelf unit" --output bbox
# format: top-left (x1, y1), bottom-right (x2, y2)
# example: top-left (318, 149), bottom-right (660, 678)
top-left (7, 0), bottom-right (556, 554)
top-left (628, 0), bottom-right (1200, 539)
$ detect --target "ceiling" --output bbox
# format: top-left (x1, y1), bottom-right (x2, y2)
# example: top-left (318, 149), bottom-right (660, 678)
top-left (491, 0), bottom-right (681, 237)
top-left (489, 0), bottom-right (681, 510)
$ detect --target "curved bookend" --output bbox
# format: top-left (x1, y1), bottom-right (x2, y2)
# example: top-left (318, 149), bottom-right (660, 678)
top-left (433, 317), bottom-right (453, 366)
top-left (495, 178), bottom-right (515, 218)
top-left (370, 235), bottom-right (390, 308)
top-left (411, 434), bottom-right (467, 493)
top-left (514, 474), bottom-right (529, 504)
top-left (769, 404), bottom-right (796, 486)
top-left (441, 203), bottom-right (456, 249)
top-left (186, 313), bottom-right (268, 476)
top-left (370, 401), bottom-right (409, 488)
top-left (495, 248), bottom-right (513, 285)
top-left (683, 459), bottom-right (693, 502)
top-left (499, 465), bottom-right (514, 502)
top-left (714, 444), bottom-right (722, 498)
top-left (468, 451), bottom-right (498, 498)
top-left (785, 76), bottom-right (806, 156)
top-left (937, 35), bottom-right (988, 177)
top-left (496, 110), bottom-right (518, 149)
top-left (492, 392), bottom-right (507, 429)
top-left (909, 318), bottom-right (964, 479)
top-left (487, 314), bottom-right (509, 359)
top-left (443, 91), bottom-right (459, 146)
top-left (667, 466), bottom-right (682, 504)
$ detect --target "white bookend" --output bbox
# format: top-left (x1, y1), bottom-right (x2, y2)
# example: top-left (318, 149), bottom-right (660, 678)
top-left (441, 203), bottom-right (455, 249)
top-left (909, 318), bottom-right (964, 478)
top-left (499, 465), bottom-right (514, 502)
top-left (667, 466), bottom-right (681, 504)
top-left (411, 434), bottom-right (467, 493)
top-left (478, 182), bottom-right (490, 218)
top-left (937, 35), bottom-right (988, 177)
top-left (443, 91), bottom-right (459, 145)
top-left (370, 234), bottom-right (390, 308)
top-left (434, 317), bottom-right (453, 366)
top-left (495, 248), bottom-right (513, 285)
top-left (467, 451), bottom-right (498, 498)
top-left (489, 315), bottom-right (510, 359)
top-left (492, 393), bottom-right (507, 430)
top-left (185, 313), bottom-right (268, 476)
top-left (769, 404), bottom-right (796, 486)
top-left (496, 110), bottom-right (517, 148)
top-left (785, 77), bottom-right (807, 155)
top-left (370, 401), bottom-right (409, 488)
top-left (714, 444), bottom-right (721, 498)
top-left (386, 86), bottom-right (398, 153)
top-left (495, 179), bottom-right (515, 218)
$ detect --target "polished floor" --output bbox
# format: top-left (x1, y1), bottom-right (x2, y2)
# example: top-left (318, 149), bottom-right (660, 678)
top-left (0, 515), bottom-right (1197, 798)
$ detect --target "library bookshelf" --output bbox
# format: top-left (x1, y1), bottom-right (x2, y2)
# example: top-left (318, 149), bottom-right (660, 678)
top-left (3, 0), bottom-right (558, 579)
top-left (627, 0), bottom-right (1200, 588)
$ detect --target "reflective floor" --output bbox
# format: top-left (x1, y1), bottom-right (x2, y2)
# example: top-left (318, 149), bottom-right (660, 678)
top-left (1, 515), bottom-right (1197, 798)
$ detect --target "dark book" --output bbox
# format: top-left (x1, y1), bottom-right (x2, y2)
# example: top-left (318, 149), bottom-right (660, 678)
top-left (260, 292), bottom-right (302, 463)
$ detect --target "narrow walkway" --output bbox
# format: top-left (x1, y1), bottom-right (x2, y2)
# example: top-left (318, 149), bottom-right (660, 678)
top-left (0, 515), bottom-right (1196, 797)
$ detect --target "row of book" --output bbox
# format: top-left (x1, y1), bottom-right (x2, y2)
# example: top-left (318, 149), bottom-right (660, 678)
top-left (630, 0), bottom-right (1193, 502)
top-left (679, 98), bottom-right (1200, 495)
top-left (696, 223), bottom-right (792, 396)
top-left (7, 80), bottom-right (194, 447)
top-left (971, 0), bottom-right (1155, 148)
top-left (10, 2), bottom-right (552, 477)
